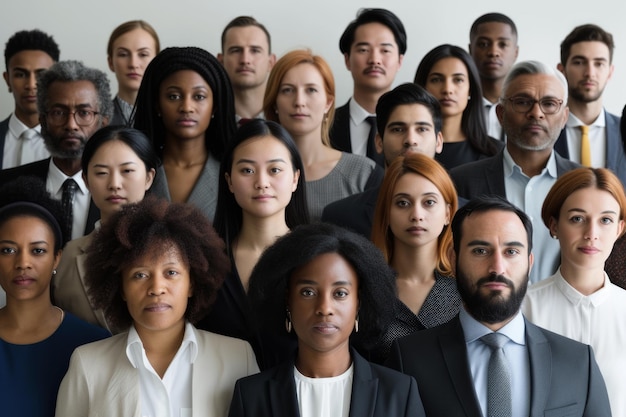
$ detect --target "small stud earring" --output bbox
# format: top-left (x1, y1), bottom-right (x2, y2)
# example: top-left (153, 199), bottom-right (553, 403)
top-left (552, 235), bottom-right (558, 240)
top-left (285, 310), bottom-right (292, 333)
top-left (52, 269), bottom-right (57, 275)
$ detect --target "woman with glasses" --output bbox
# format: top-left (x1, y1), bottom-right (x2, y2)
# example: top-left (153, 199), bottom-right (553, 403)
top-left (106, 20), bottom-right (160, 126)
top-left (133, 47), bottom-right (236, 221)
top-left (414, 44), bottom-right (502, 170)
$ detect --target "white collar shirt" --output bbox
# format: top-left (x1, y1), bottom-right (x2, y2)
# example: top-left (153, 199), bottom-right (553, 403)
top-left (2, 114), bottom-right (49, 168)
top-left (564, 110), bottom-right (606, 167)
top-left (126, 321), bottom-right (197, 417)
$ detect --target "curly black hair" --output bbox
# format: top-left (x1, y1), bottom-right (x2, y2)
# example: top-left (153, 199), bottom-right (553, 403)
top-left (248, 223), bottom-right (396, 367)
top-left (85, 195), bottom-right (230, 330)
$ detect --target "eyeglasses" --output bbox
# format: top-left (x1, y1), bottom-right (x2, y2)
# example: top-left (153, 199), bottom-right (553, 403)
top-left (45, 109), bottom-right (100, 126)
top-left (505, 97), bottom-right (563, 115)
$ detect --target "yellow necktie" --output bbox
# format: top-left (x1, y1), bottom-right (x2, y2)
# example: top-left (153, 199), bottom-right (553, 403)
top-left (580, 125), bottom-right (591, 167)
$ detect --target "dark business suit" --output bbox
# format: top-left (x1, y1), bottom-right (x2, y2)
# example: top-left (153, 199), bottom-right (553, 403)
top-left (321, 185), bottom-right (380, 238)
top-left (0, 158), bottom-right (99, 235)
top-left (554, 111), bottom-right (626, 185)
top-left (228, 349), bottom-right (425, 417)
top-left (330, 100), bottom-right (384, 166)
top-left (387, 316), bottom-right (611, 417)
top-left (0, 116), bottom-right (9, 169)
top-left (449, 149), bottom-right (580, 200)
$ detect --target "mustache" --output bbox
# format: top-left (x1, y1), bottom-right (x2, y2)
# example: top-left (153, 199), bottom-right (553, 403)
top-left (476, 274), bottom-right (514, 288)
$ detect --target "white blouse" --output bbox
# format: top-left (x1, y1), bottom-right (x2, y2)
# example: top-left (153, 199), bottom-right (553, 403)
top-left (294, 364), bottom-right (354, 417)
top-left (523, 269), bottom-right (626, 417)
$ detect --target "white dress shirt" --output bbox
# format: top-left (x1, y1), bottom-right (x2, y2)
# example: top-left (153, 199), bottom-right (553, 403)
top-left (483, 97), bottom-right (504, 141)
top-left (460, 308), bottom-right (530, 417)
top-left (564, 111), bottom-right (607, 167)
top-left (503, 148), bottom-right (560, 283)
top-left (294, 363), bottom-right (353, 417)
top-left (126, 322), bottom-right (197, 417)
top-left (523, 269), bottom-right (626, 417)
top-left (2, 114), bottom-right (49, 168)
top-left (46, 160), bottom-right (90, 240)
top-left (349, 98), bottom-right (375, 156)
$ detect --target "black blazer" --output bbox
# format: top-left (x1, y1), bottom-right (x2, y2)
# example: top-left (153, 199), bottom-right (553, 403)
top-left (449, 149), bottom-right (581, 200)
top-left (387, 316), bottom-right (611, 417)
top-left (330, 101), bottom-right (352, 153)
top-left (554, 111), bottom-right (626, 185)
top-left (0, 116), bottom-right (9, 169)
top-left (321, 185), bottom-right (380, 238)
top-left (228, 348), bottom-right (425, 417)
top-left (0, 158), bottom-right (99, 236)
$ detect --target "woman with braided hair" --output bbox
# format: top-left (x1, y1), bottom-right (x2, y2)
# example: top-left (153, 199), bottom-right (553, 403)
top-left (133, 46), bottom-right (237, 221)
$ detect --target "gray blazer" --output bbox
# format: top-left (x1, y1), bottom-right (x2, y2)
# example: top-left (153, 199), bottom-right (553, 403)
top-left (0, 116), bottom-right (9, 169)
top-left (150, 154), bottom-right (220, 221)
top-left (387, 316), bottom-right (611, 417)
top-left (449, 149), bottom-right (580, 200)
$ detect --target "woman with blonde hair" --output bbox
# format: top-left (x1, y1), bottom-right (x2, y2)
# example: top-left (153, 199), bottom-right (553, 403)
top-left (371, 153), bottom-right (461, 359)
top-left (523, 167), bottom-right (626, 416)
top-left (106, 20), bottom-right (160, 125)
top-left (263, 50), bottom-right (383, 221)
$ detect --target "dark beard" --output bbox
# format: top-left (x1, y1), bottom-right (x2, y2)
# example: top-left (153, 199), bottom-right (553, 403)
top-left (456, 271), bottom-right (528, 324)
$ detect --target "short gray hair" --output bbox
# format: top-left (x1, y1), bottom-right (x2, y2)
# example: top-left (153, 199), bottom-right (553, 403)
top-left (500, 60), bottom-right (568, 104)
top-left (37, 60), bottom-right (113, 120)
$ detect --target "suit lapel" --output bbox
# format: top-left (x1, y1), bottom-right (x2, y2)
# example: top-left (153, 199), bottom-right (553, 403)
top-left (269, 361), bottom-right (301, 417)
top-left (604, 112), bottom-right (623, 170)
top-left (485, 153), bottom-right (507, 196)
top-left (525, 320), bottom-right (551, 417)
top-left (348, 351), bottom-right (377, 417)
top-left (75, 236), bottom-right (109, 330)
top-left (330, 101), bottom-right (352, 152)
top-left (554, 129), bottom-right (569, 158)
top-left (441, 319), bottom-right (483, 417)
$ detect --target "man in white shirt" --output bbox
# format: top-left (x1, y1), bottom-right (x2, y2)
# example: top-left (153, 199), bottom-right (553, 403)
top-left (330, 8), bottom-right (406, 166)
top-left (218, 16), bottom-right (275, 125)
top-left (553, 24), bottom-right (626, 185)
top-left (0, 60), bottom-right (112, 240)
top-left (469, 13), bottom-right (519, 141)
top-left (1, 29), bottom-right (59, 169)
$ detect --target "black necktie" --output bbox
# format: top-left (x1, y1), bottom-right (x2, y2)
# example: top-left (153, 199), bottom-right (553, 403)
top-left (365, 116), bottom-right (384, 167)
top-left (61, 178), bottom-right (78, 240)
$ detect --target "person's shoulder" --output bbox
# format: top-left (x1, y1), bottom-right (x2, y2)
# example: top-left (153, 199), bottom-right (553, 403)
top-left (526, 319), bottom-right (589, 353)
top-left (450, 153), bottom-right (500, 176)
top-left (340, 151), bottom-right (376, 168)
top-left (396, 316), bottom-right (459, 347)
top-left (61, 311), bottom-right (111, 339)
top-left (70, 329), bottom-right (124, 356)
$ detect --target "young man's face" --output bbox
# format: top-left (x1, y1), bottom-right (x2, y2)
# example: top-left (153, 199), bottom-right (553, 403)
top-left (219, 26), bottom-right (275, 91)
top-left (557, 41), bottom-right (613, 104)
top-left (3, 50), bottom-right (55, 121)
top-left (469, 22), bottom-right (518, 82)
top-left (344, 22), bottom-right (403, 95)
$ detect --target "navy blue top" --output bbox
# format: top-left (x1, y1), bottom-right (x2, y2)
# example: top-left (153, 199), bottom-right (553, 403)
top-left (0, 311), bottom-right (110, 417)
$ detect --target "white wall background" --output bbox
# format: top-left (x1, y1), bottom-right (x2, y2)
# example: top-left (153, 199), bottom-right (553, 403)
top-left (1, 0), bottom-right (625, 117)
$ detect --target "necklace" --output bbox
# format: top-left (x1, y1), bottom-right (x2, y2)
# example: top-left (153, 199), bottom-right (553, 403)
top-left (54, 306), bottom-right (65, 325)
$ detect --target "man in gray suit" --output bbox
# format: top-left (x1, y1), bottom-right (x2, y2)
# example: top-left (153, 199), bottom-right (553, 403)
top-left (450, 61), bottom-right (579, 283)
top-left (553, 24), bottom-right (626, 184)
top-left (388, 195), bottom-right (611, 417)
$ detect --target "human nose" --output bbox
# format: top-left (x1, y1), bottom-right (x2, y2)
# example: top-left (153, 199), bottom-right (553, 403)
top-left (368, 49), bottom-right (382, 65)
top-left (129, 53), bottom-right (140, 69)
top-left (148, 274), bottom-right (166, 296)
top-left (108, 171), bottom-right (122, 190)
top-left (294, 89), bottom-right (306, 108)
top-left (15, 250), bottom-right (32, 271)
top-left (584, 222), bottom-right (599, 241)
top-left (179, 95), bottom-right (194, 113)
top-left (404, 129), bottom-right (420, 148)
top-left (487, 43), bottom-right (500, 57)
top-left (255, 171), bottom-right (269, 189)
top-left (315, 292), bottom-right (333, 316)
top-left (526, 100), bottom-right (545, 120)
top-left (488, 251), bottom-right (506, 276)
top-left (241, 49), bottom-right (251, 64)
top-left (26, 72), bottom-right (37, 91)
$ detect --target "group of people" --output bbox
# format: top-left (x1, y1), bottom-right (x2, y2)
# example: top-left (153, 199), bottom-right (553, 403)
top-left (0, 6), bottom-right (625, 417)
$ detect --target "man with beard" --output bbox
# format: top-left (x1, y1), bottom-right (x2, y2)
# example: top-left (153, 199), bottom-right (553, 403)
top-left (553, 24), bottom-right (626, 185)
top-left (450, 61), bottom-right (579, 283)
top-left (387, 195), bottom-right (611, 417)
top-left (0, 60), bottom-right (111, 240)
top-left (469, 13), bottom-right (519, 141)
top-left (218, 16), bottom-right (275, 125)
top-left (330, 8), bottom-right (406, 167)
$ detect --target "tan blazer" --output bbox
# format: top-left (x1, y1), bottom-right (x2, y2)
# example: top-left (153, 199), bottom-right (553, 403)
top-left (53, 232), bottom-right (110, 331)
top-left (55, 326), bottom-right (259, 417)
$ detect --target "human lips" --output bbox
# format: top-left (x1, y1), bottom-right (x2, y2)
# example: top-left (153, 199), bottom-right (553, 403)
top-left (126, 72), bottom-right (141, 79)
top-left (237, 66), bottom-right (255, 74)
top-left (106, 194), bottom-right (126, 203)
top-left (406, 225), bottom-right (426, 234)
top-left (578, 245), bottom-right (600, 255)
top-left (290, 113), bottom-right (309, 119)
top-left (364, 66), bottom-right (385, 76)
top-left (13, 274), bottom-right (36, 286)
top-left (439, 98), bottom-right (456, 106)
top-left (144, 302), bottom-right (172, 312)
top-left (313, 322), bottom-right (339, 334)
top-left (176, 117), bottom-right (197, 127)
top-left (253, 193), bottom-right (274, 201)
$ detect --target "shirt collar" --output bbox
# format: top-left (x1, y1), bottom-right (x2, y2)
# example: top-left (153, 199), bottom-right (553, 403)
top-left (125, 321), bottom-right (198, 369)
top-left (349, 97), bottom-right (375, 125)
top-left (566, 109), bottom-right (606, 128)
top-left (482, 96), bottom-right (497, 107)
top-left (47, 159), bottom-right (89, 195)
top-left (502, 146), bottom-right (558, 179)
top-left (554, 267), bottom-right (611, 307)
top-left (460, 307), bottom-right (526, 346)
top-left (8, 113), bottom-right (42, 138)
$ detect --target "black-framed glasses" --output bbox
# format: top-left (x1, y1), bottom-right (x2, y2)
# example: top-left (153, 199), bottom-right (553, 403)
top-left (45, 109), bottom-right (100, 126)
top-left (505, 97), bottom-right (563, 115)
